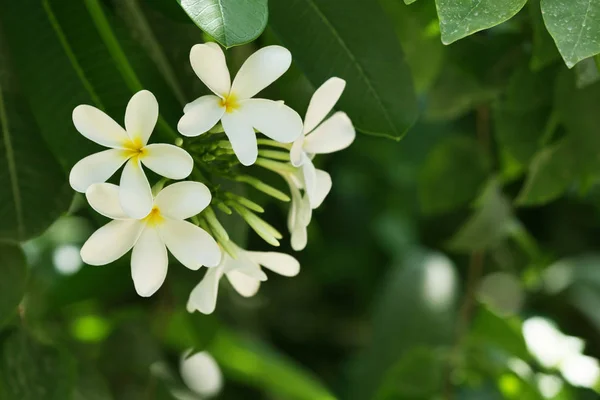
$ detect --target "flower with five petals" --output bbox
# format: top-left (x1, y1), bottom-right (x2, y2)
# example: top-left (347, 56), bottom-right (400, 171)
top-left (290, 78), bottom-right (355, 208)
top-left (177, 43), bottom-right (303, 166)
top-left (80, 181), bottom-right (220, 297)
top-left (187, 244), bottom-right (300, 314)
top-left (70, 90), bottom-right (193, 219)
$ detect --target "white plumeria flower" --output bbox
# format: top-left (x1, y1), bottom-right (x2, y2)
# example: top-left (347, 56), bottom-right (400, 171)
top-left (290, 77), bottom-right (355, 208)
top-left (80, 181), bottom-right (220, 297)
top-left (179, 350), bottom-right (223, 399)
top-left (187, 244), bottom-right (300, 314)
top-left (177, 43), bottom-right (303, 166)
top-left (70, 90), bottom-right (194, 219)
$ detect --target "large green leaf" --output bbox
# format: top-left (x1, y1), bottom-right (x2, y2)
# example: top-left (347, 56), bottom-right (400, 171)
top-left (0, 0), bottom-right (180, 171)
top-left (0, 244), bottom-right (27, 327)
top-left (419, 135), bottom-right (490, 215)
top-left (0, 329), bottom-right (76, 400)
top-left (541, 0), bottom-right (600, 68)
top-left (176, 0), bottom-right (268, 48)
top-left (269, 0), bottom-right (418, 140)
top-left (436, 0), bottom-right (527, 44)
top-left (0, 34), bottom-right (71, 242)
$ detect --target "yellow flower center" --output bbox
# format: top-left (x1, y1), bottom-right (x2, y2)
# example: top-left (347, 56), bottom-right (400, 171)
top-left (219, 94), bottom-right (239, 113)
top-left (143, 206), bottom-right (164, 226)
top-left (122, 136), bottom-right (147, 159)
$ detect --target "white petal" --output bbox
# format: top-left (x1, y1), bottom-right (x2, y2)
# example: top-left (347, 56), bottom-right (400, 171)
top-left (187, 266), bottom-right (224, 314)
top-left (240, 99), bottom-right (302, 143)
top-left (304, 112), bottom-right (355, 155)
top-left (85, 183), bottom-right (129, 220)
top-left (311, 169), bottom-right (332, 209)
top-left (80, 220), bottom-right (144, 265)
top-left (226, 271), bottom-right (261, 297)
top-left (180, 351), bottom-right (223, 397)
top-left (246, 252), bottom-right (300, 277)
top-left (178, 95), bottom-right (225, 137)
top-left (160, 219), bottom-right (220, 269)
top-left (190, 43), bottom-right (231, 97)
top-left (154, 181), bottom-right (211, 220)
top-left (72, 105), bottom-right (129, 148)
top-left (131, 227), bottom-right (168, 297)
top-left (141, 144), bottom-right (193, 179)
top-left (230, 45), bottom-right (292, 99)
top-left (303, 77), bottom-right (346, 134)
top-left (290, 136), bottom-right (305, 167)
top-left (120, 158), bottom-right (153, 219)
top-left (69, 149), bottom-right (129, 193)
top-left (291, 224), bottom-right (308, 251)
top-left (221, 111), bottom-right (257, 166)
top-left (301, 156), bottom-right (317, 207)
top-left (125, 90), bottom-right (158, 145)
top-left (222, 250), bottom-right (268, 281)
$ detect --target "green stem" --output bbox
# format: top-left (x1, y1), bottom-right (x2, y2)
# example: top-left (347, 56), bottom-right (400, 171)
top-left (257, 138), bottom-right (292, 150)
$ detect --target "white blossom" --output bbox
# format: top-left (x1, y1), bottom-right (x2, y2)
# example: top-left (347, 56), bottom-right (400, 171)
top-left (187, 244), bottom-right (300, 314)
top-left (70, 90), bottom-right (193, 219)
top-left (177, 43), bottom-right (303, 166)
top-left (179, 350), bottom-right (223, 399)
top-left (290, 77), bottom-right (355, 208)
top-left (80, 181), bottom-right (220, 297)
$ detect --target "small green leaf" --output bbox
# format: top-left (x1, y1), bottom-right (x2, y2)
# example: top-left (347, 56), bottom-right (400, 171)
top-left (0, 244), bottom-right (27, 327)
top-left (269, 0), bottom-right (418, 140)
top-left (449, 179), bottom-right (515, 252)
top-left (0, 329), bottom-right (76, 400)
top-left (176, 0), bottom-right (268, 48)
top-left (419, 135), bottom-right (490, 215)
top-left (436, 0), bottom-right (527, 44)
top-left (541, 0), bottom-right (600, 68)
top-left (471, 306), bottom-right (530, 360)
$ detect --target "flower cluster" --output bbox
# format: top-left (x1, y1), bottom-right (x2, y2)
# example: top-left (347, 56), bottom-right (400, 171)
top-left (71, 44), bottom-right (355, 312)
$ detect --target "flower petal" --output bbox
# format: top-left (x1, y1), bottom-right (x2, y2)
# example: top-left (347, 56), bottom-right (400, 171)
top-left (291, 224), bottom-right (308, 252)
top-left (160, 219), bottom-right (220, 269)
top-left (246, 251), bottom-right (300, 277)
top-left (301, 156), bottom-right (317, 206)
top-left (230, 45), bottom-right (291, 99)
top-left (180, 351), bottom-right (223, 397)
top-left (141, 144), bottom-right (193, 180)
top-left (221, 111), bottom-right (257, 166)
top-left (120, 158), bottom-right (153, 219)
top-left (304, 112), bottom-right (355, 155)
top-left (303, 77), bottom-right (346, 134)
top-left (131, 227), bottom-right (168, 297)
top-left (72, 105), bottom-right (129, 148)
top-left (190, 43), bottom-right (231, 97)
top-left (290, 136), bottom-right (305, 167)
top-left (154, 181), bottom-right (211, 220)
top-left (226, 271), bottom-right (261, 297)
top-left (85, 183), bottom-right (129, 220)
top-left (241, 99), bottom-right (302, 143)
top-left (69, 149), bottom-right (129, 193)
top-left (178, 95), bottom-right (225, 137)
top-left (125, 90), bottom-right (158, 145)
top-left (187, 266), bottom-right (224, 314)
top-left (311, 169), bottom-right (332, 209)
top-left (80, 219), bottom-right (144, 265)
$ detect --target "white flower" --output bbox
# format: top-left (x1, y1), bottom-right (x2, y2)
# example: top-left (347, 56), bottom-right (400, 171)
top-left (177, 43), bottom-right (303, 166)
top-left (70, 90), bottom-right (194, 219)
top-left (179, 350), bottom-right (223, 399)
top-left (187, 244), bottom-right (300, 314)
top-left (290, 77), bottom-right (355, 208)
top-left (80, 181), bottom-right (220, 297)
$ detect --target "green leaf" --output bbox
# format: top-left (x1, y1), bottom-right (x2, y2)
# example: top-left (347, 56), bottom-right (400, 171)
top-left (0, 244), bottom-right (27, 327)
top-left (449, 179), bottom-right (516, 252)
top-left (436, 0), bottom-right (527, 44)
top-left (575, 56), bottom-right (600, 88)
top-left (419, 135), bottom-right (490, 215)
top-left (0, 36), bottom-right (72, 242)
top-left (471, 306), bottom-right (530, 360)
top-left (0, 329), bottom-right (76, 400)
top-left (269, 0), bottom-right (418, 140)
top-left (529, 0), bottom-right (561, 71)
top-left (176, 0), bottom-right (268, 48)
top-left (541, 0), bottom-right (600, 68)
